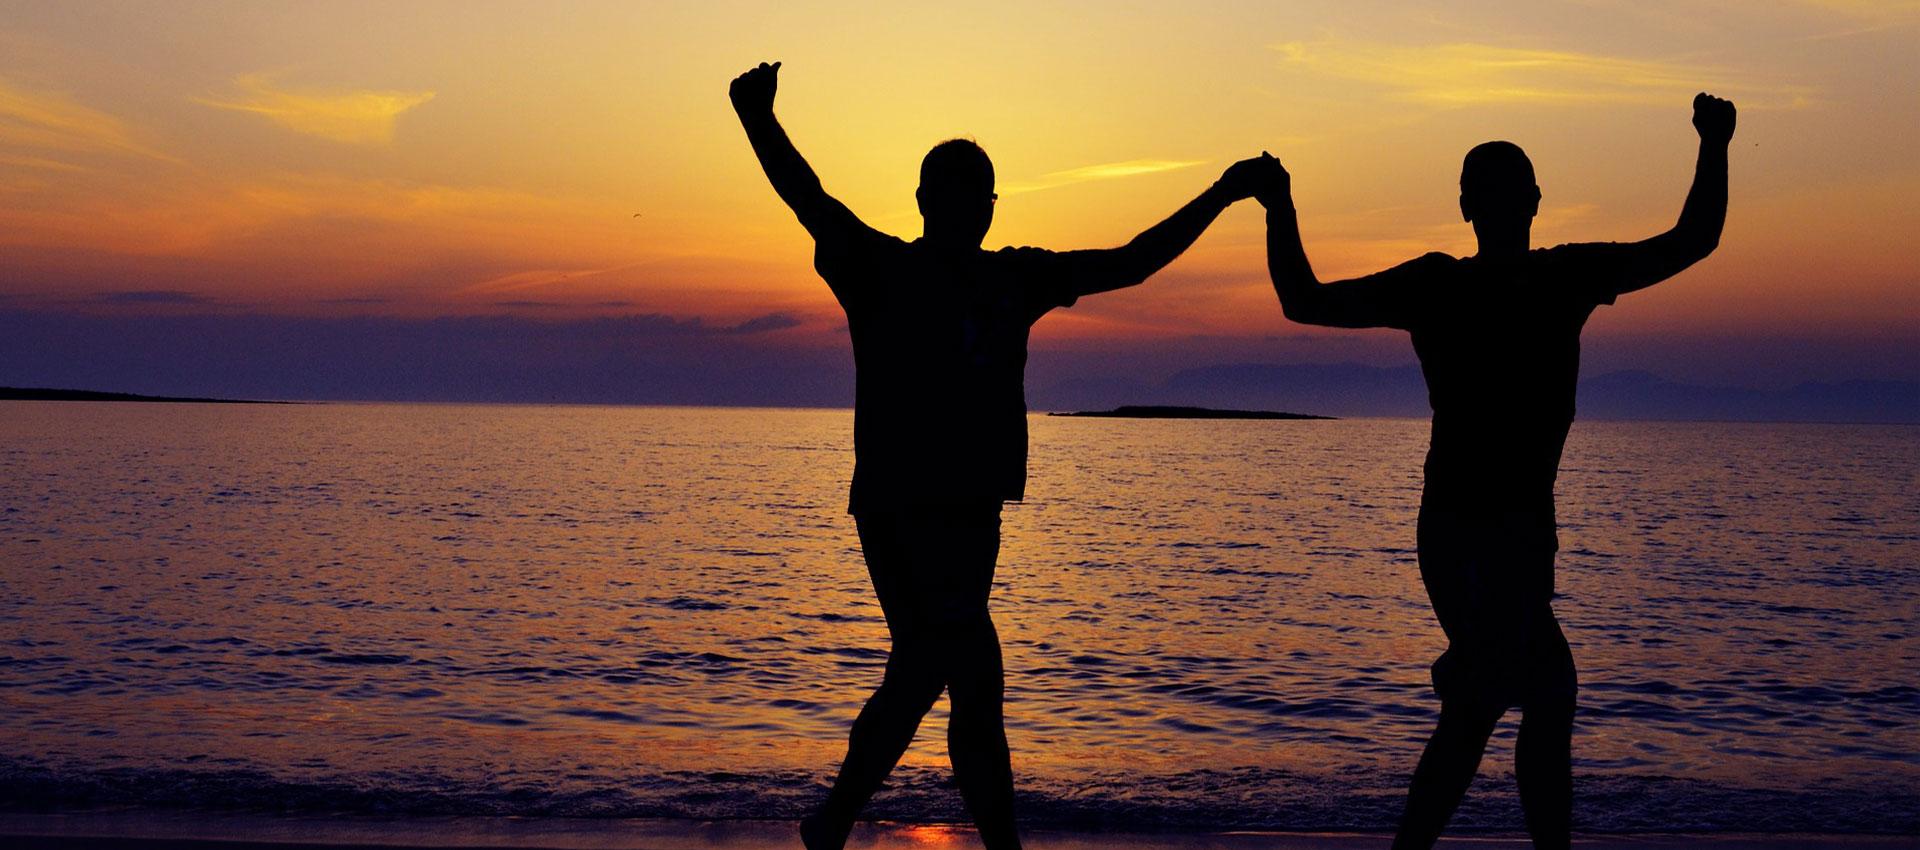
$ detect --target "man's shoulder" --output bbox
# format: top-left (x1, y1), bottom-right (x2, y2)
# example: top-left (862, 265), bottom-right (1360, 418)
top-left (984, 245), bottom-right (1070, 280)
top-left (1532, 242), bottom-right (1628, 305)
top-left (990, 244), bottom-right (1058, 262)
top-left (819, 227), bottom-right (909, 253)
top-left (1534, 241), bottom-right (1624, 263)
top-left (857, 230), bottom-right (912, 252)
top-left (814, 229), bottom-right (910, 271)
top-left (1383, 250), bottom-right (1458, 280)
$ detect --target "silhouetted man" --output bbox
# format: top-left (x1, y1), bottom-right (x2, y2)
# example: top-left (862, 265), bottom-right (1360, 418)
top-left (730, 61), bottom-right (1269, 850)
top-left (1255, 93), bottom-right (1735, 850)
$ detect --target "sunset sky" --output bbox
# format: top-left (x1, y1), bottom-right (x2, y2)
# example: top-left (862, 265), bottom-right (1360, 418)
top-left (2, 1), bottom-right (1916, 402)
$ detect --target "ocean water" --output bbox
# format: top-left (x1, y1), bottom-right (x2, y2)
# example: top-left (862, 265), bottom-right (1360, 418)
top-left (0, 402), bottom-right (1915, 833)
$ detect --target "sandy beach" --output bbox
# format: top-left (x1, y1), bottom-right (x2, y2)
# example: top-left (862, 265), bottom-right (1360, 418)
top-left (3, 813), bottom-right (1917, 850)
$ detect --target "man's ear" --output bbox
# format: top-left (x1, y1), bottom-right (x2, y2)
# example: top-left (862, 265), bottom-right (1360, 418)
top-left (1527, 185), bottom-right (1542, 218)
top-left (915, 186), bottom-right (927, 219)
top-left (1459, 194), bottom-right (1473, 223)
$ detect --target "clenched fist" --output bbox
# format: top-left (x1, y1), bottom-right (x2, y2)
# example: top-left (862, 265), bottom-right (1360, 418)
top-left (1692, 92), bottom-right (1736, 146)
top-left (730, 61), bottom-right (780, 116)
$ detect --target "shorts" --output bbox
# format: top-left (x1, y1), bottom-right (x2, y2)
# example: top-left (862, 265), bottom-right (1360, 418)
top-left (1417, 506), bottom-right (1577, 709)
top-left (853, 505), bottom-right (1004, 645)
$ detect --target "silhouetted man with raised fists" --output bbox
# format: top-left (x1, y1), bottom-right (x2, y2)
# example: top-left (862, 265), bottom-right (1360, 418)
top-left (1255, 93), bottom-right (1735, 850)
top-left (731, 61), bottom-right (1272, 850)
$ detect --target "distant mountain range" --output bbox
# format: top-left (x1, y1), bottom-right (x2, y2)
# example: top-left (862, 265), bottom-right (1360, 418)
top-left (1, 310), bottom-right (1913, 422)
top-left (1031, 363), bottom-right (1920, 424)
top-left (5, 366), bottom-right (1914, 423)
top-left (0, 387), bottom-right (279, 404)
top-left (1050, 405), bottom-right (1334, 420)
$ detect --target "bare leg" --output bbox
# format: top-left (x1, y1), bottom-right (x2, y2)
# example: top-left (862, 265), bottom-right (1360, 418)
top-left (804, 649), bottom-right (944, 850)
top-left (1390, 701), bottom-right (1503, 850)
top-left (1517, 615), bottom-right (1576, 850)
top-left (1516, 698), bottom-right (1573, 850)
top-left (945, 616), bottom-right (1019, 850)
top-left (806, 509), bottom-right (1008, 850)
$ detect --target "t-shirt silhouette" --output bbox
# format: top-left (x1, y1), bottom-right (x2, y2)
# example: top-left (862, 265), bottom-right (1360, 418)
top-left (816, 230), bottom-right (1080, 514)
top-left (1344, 243), bottom-right (1626, 550)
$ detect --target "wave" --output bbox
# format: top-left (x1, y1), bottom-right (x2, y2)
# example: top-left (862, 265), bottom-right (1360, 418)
top-left (3, 758), bottom-right (1913, 834)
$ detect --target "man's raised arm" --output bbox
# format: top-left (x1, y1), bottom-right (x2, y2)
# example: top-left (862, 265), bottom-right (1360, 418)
top-left (730, 61), bottom-right (874, 244)
top-left (1569, 93), bottom-right (1735, 298)
top-left (1260, 155), bottom-right (1435, 329)
top-left (1046, 156), bottom-right (1273, 298)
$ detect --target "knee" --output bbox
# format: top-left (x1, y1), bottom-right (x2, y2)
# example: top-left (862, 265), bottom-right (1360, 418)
top-left (1522, 684), bottom-right (1576, 722)
top-left (1434, 690), bottom-right (1508, 735)
top-left (1527, 645), bottom-right (1577, 714)
top-left (919, 608), bottom-right (998, 657)
top-left (1431, 650), bottom-right (1511, 715)
top-left (937, 623), bottom-right (1005, 697)
top-left (878, 646), bottom-right (946, 705)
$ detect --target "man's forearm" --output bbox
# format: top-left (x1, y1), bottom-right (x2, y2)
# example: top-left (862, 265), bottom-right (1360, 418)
top-left (1266, 202), bottom-right (1326, 321)
top-left (1672, 140), bottom-right (1729, 251)
top-left (737, 109), bottom-right (826, 208)
top-left (1110, 182), bottom-right (1238, 282)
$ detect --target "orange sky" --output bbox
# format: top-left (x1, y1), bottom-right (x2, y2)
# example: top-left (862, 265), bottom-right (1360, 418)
top-left (1, 1), bottom-right (1916, 352)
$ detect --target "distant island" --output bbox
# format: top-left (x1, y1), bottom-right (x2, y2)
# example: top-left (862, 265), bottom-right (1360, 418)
top-left (0, 387), bottom-right (291, 404)
top-left (1049, 405), bottom-right (1333, 420)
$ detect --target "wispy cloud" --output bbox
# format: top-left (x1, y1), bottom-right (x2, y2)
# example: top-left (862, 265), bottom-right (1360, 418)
top-left (1001, 158), bottom-right (1205, 195)
top-left (1272, 40), bottom-right (1814, 109)
top-left (0, 79), bottom-right (177, 162)
top-left (1790, 0), bottom-right (1920, 40)
top-left (460, 266), bottom-right (634, 296)
top-left (196, 74), bottom-right (434, 144)
top-left (98, 290), bottom-right (206, 304)
top-left (1797, 0), bottom-right (1920, 20)
top-left (0, 152), bottom-right (91, 173)
top-left (727, 313), bottom-right (801, 334)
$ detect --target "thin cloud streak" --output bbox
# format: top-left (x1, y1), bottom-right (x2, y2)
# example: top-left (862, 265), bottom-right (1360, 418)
top-left (0, 152), bottom-right (91, 173)
top-left (0, 79), bottom-right (179, 163)
top-left (1272, 40), bottom-right (1816, 109)
top-left (97, 290), bottom-right (206, 305)
top-left (1000, 158), bottom-right (1206, 195)
top-left (195, 74), bottom-right (435, 144)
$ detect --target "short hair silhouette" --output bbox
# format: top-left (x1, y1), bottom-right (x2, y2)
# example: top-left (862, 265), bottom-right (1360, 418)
top-left (921, 138), bottom-right (994, 195)
top-left (917, 138), bottom-right (996, 246)
top-left (1460, 141), bottom-right (1540, 222)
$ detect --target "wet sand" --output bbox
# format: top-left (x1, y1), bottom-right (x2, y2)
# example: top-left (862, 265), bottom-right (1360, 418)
top-left (3, 813), bottom-right (1915, 850)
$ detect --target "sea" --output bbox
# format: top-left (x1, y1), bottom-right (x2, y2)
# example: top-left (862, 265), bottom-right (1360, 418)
top-left (1, 402), bottom-right (1915, 834)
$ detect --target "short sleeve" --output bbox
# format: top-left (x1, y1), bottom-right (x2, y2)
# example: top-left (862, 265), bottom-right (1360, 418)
top-left (994, 246), bottom-right (1080, 320)
top-left (813, 228), bottom-right (902, 310)
top-left (1536, 242), bottom-right (1628, 307)
top-left (1337, 251), bottom-right (1453, 330)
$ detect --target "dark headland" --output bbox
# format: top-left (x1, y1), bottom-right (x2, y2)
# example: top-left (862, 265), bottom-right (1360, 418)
top-left (0, 387), bottom-right (293, 404)
top-left (1050, 405), bottom-right (1333, 420)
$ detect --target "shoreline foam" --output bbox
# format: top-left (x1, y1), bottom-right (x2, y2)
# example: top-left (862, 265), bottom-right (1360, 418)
top-left (5, 813), bottom-right (1919, 850)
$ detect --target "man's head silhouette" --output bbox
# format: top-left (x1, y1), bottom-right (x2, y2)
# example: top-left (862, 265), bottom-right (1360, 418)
top-left (917, 138), bottom-right (996, 249)
top-left (1459, 142), bottom-right (1541, 249)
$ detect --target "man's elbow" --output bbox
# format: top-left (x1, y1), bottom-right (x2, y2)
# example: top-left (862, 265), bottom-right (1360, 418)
top-left (1680, 229), bottom-right (1721, 265)
top-left (1275, 292), bottom-right (1323, 325)
top-left (1092, 248), bottom-right (1156, 292)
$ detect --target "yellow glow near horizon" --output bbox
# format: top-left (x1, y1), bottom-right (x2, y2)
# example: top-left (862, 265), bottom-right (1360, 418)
top-left (0, 1), bottom-right (1914, 342)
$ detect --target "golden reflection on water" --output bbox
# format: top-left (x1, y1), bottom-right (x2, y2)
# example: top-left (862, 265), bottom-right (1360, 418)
top-left (0, 402), bottom-right (1915, 824)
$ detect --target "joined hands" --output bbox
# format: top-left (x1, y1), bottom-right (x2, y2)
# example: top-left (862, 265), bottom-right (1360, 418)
top-left (1219, 152), bottom-right (1290, 207)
